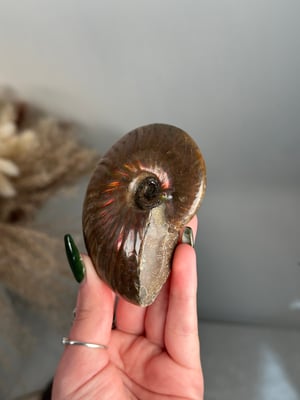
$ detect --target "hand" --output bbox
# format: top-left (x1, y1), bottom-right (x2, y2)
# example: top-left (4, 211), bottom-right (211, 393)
top-left (52, 217), bottom-right (204, 399)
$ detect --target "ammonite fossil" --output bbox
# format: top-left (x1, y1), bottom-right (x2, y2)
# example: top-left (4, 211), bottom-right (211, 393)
top-left (82, 124), bottom-right (206, 306)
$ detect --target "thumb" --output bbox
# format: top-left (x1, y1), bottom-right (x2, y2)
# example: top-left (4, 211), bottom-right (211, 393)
top-left (70, 254), bottom-right (115, 346)
top-left (55, 236), bottom-right (115, 380)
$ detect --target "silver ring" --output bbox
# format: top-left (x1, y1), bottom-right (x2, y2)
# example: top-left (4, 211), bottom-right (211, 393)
top-left (62, 337), bottom-right (108, 349)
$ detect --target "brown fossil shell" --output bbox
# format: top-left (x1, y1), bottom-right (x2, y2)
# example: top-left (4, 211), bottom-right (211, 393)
top-left (82, 124), bottom-right (206, 306)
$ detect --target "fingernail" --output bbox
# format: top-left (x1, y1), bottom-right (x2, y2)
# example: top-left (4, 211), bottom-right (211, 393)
top-left (181, 227), bottom-right (195, 248)
top-left (64, 234), bottom-right (85, 283)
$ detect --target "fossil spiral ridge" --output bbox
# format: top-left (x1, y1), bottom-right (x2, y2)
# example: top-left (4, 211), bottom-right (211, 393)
top-left (82, 124), bottom-right (206, 306)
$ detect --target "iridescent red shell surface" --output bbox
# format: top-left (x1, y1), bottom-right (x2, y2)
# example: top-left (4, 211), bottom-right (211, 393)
top-left (82, 124), bottom-right (206, 306)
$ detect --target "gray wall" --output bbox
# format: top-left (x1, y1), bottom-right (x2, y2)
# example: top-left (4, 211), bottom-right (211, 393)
top-left (1, 0), bottom-right (299, 328)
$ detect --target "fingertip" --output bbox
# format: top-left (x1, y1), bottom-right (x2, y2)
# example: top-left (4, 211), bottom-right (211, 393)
top-left (64, 234), bottom-right (85, 283)
top-left (188, 215), bottom-right (198, 237)
top-left (179, 215), bottom-right (198, 247)
top-left (80, 254), bottom-right (99, 283)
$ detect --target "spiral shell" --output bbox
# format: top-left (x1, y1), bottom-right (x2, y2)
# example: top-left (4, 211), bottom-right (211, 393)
top-left (82, 124), bottom-right (206, 306)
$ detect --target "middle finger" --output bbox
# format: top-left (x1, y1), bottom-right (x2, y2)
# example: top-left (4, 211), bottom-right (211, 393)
top-left (115, 297), bottom-right (146, 335)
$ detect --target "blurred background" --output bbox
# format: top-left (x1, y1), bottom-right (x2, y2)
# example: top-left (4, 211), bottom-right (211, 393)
top-left (0, 1), bottom-right (299, 399)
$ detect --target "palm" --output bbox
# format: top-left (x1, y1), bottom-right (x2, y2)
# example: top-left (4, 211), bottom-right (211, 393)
top-left (107, 328), bottom-right (202, 399)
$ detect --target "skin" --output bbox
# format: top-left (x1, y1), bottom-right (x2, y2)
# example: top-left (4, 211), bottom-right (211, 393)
top-left (52, 216), bottom-right (204, 399)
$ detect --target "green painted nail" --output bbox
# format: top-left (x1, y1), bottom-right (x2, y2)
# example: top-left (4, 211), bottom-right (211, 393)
top-left (64, 234), bottom-right (85, 283)
top-left (181, 227), bottom-right (195, 248)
